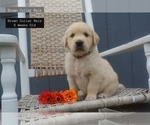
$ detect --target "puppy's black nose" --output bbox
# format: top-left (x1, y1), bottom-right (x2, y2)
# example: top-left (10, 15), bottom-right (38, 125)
top-left (76, 40), bottom-right (83, 46)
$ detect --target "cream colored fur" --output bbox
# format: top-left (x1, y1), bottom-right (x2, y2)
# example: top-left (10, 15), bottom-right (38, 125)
top-left (62, 22), bottom-right (124, 100)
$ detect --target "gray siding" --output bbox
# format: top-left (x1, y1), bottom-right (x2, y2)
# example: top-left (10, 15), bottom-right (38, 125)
top-left (0, 13), bottom-right (150, 101)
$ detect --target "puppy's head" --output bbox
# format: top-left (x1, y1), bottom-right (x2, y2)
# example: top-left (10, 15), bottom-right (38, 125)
top-left (62, 22), bottom-right (100, 56)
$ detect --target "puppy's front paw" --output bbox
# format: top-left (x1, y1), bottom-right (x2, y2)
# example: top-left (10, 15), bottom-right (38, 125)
top-left (97, 93), bottom-right (108, 99)
top-left (85, 95), bottom-right (97, 101)
top-left (78, 91), bottom-right (86, 101)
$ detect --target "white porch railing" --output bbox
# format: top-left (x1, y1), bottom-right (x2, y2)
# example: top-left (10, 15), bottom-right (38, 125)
top-left (0, 34), bottom-right (25, 125)
top-left (0, 34), bottom-right (150, 114)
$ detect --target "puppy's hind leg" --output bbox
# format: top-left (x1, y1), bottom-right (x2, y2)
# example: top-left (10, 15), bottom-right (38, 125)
top-left (118, 83), bottom-right (125, 90)
top-left (98, 82), bottom-right (118, 98)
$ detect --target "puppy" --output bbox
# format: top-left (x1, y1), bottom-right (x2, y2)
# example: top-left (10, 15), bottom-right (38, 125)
top-left (62, 22), bottom-right (124, 100)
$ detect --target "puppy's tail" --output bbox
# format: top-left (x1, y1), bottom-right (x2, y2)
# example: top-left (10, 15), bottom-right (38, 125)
top-left (117, 83), bottom-right (125, 90)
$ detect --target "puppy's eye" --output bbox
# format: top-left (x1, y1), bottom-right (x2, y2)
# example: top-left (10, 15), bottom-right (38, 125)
top-left (84, 32), bottom-right (89, 37)
top-left (70, 33), bottom-right (75, 38)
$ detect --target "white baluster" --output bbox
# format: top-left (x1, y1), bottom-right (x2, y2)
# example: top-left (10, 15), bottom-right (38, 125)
top-left (1, 46), bottom-right (18, 125)
top-left (144, 43), bottom-right (150, 89)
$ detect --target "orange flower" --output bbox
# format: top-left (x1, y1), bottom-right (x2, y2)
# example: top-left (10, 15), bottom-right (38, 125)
top-left (38, 89), bottom-right (78, 104)
top-left (63, 89), bottom-right (77, 103)
top-left (38, 91), bottom-right (55, 104)
top-left (53, 91), bottom-right (65, 104)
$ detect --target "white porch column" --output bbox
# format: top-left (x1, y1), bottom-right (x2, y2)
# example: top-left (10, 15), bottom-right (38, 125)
top-left (18, 0), bottom-right (30, 96)
top-left (84, 0), bottom-right (94, 29)
top-left (144, 43), bottom-right (150, 89)
top-left (84, 0), bottom-right (98, 50)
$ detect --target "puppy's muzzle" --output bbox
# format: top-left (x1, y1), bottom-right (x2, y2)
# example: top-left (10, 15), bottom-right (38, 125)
top-left (75, 40), bottom-right (84, 51)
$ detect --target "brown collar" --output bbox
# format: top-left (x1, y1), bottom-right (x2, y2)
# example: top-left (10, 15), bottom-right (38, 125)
top-left (73, 51), bottom-right (92, 59)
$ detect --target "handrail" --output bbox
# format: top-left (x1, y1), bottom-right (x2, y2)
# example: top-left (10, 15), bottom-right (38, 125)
top-left (100, 35), bottom-right (150, 57)
top-left (0, 34), bottom-right (25, 62)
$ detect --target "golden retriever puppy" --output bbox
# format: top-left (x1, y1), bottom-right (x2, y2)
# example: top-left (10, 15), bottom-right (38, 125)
top-left (62, 22), bottom-right (124, 100)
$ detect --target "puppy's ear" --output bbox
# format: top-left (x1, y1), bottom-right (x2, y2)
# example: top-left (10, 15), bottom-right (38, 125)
top-left (61, 34), bottom-right (67, 47)
top-left (92, 31), bottom-right (100, 45)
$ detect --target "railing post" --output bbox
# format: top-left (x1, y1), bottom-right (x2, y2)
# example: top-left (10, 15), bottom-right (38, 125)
top-left (144, 43), bottom-right (150, 89)
top-left (1, 46), bottom-right (18, 125)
